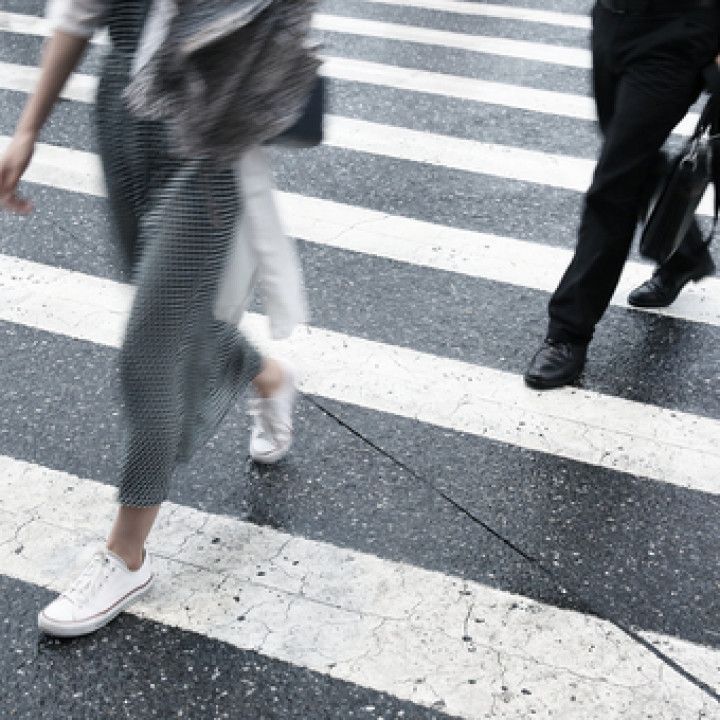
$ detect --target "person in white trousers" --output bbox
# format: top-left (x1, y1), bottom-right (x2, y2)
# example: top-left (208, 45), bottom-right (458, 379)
top-left (222, 146), bottom-right (309, 463)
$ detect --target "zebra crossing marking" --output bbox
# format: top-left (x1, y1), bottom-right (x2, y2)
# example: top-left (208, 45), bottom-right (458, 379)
top-left (0, 4), bottom-right (720, 718)
top-left (0, 10), bottom-right (591, 68)
top-left (0, 61), bottom-right (97, 103)
top-left (0, 57), bottom-right (700, 137)
top-left (276, 192), bottom-right (720, 327)
top-left (0, 454), bottom-right (715, 718)
top-left (313, 14), bottom-right (591, 68)
top-left (0, 253), bottom-right (718, 495)
top-left (1, 134), bottom-right (717, 328)
top-left (8, 106), bottom-right (715, 214)
top-left (360, 0), bottom-right (591, 29)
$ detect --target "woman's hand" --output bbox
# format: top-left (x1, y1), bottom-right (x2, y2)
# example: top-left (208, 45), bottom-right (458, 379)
top-left (0, 29), bottom-right (90, 214)
top-left (0, 129), bottom-right (36, 214)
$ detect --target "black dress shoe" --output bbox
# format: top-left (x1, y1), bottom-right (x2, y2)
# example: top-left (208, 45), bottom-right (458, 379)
top-left (524, 340), bottom-right (587, 390)
top-left (628, 249), bottom-right (715, 308)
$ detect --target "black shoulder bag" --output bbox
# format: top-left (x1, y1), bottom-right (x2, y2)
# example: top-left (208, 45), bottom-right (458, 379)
top-left (639, 80), bottom-right (719, 265)
top-left (269, 75), bottom-right (325, 148)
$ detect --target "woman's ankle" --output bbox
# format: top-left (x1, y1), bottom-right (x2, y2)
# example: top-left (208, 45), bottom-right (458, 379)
top-left (106, 543), bottom-right (144, 572)
top-left (252, 358), bottom-right (285, 398)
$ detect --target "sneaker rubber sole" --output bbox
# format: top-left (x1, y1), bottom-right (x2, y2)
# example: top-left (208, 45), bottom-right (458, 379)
top-left (37, 574), bottom-right (154, 638)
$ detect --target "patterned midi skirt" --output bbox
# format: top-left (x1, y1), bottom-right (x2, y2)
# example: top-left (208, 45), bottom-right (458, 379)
top-left (94, 45), bottom-right (262, 507)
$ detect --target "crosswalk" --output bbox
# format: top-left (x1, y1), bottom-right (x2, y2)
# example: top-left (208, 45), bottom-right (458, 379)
top-left (1, 253), bottom-right (719, 493)
top-left (5, 135), bottom-right (718, 326)
top-left (0, 1), bottom-right (718, 718)
top-left (0, 454), bottom-right (715, 717)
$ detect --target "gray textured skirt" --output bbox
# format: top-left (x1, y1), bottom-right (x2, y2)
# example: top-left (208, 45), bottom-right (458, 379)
top-left (95, 47), bottom-right (263, 507)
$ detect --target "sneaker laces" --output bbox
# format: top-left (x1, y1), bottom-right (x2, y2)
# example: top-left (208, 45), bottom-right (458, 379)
top-left (63, 551), bottom-right (115, 606)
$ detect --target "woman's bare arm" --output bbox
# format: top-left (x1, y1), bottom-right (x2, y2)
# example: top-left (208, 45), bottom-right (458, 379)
top-left (0, 30), bottom-right (89, 212)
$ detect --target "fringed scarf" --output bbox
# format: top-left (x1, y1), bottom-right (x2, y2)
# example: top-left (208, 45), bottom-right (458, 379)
top-left (124, 0), bottom-right (320, 162)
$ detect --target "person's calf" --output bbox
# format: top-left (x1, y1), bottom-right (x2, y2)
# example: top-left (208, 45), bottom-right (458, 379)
top-left (106, 504), bottom-right (160, 571)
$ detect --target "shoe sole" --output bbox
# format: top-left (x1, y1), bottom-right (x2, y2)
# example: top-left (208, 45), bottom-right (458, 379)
top-left (37, 574), bottom-right (155, 638)
top-left (250, 440), bottom-right (293, 465)
top-left (524, 369), bottom-right (584, 390)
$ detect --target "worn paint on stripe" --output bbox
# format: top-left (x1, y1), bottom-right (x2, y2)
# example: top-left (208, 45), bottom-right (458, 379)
top-left (1, 135), bottom-right (718, 328)
top-left (0, 455), bottom-right (716, 716)
top-left (0, 253), bottom-right (718, 494)
top-left (322, 55), bottom-right (599, 117)
top-left (360, 0), bottom-right (592, 30)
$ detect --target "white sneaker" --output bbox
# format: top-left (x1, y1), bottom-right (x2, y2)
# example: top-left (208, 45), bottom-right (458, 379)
top-left (248, 363), bottom-right (296, 464)
top-left (38, 549), bottom-right (154, 638)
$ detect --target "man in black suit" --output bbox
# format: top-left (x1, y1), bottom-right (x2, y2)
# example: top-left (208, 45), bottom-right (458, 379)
top-left (525, 0), bottom-right (718, 390)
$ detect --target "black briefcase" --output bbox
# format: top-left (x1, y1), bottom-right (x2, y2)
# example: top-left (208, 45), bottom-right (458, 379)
top-left (639, 89), bottom-right (718, 264)
top-left (271, 75), bottom-right (325, 148)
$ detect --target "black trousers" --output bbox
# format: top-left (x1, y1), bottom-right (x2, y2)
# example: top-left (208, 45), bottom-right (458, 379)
top-left (547, 3), bottom-right (719, 344)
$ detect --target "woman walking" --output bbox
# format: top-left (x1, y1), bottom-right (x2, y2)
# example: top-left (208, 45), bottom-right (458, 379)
top-left (0, 0), bottom-right (312, 636)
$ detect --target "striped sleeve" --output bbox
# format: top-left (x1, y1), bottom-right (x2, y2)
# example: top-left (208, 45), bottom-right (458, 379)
top-left (45, 0), bottom-right (108, 37)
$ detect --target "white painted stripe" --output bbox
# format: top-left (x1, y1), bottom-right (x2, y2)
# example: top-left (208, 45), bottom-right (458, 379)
top-left (0, 136), bottom-right (717, 328)
top-left (0, 253), bottom-right (718, 494)
top-left (0, 10), bottom-right (591, 69)
top-left (8, 117), bottom-right (716, 217)
top-left (0, 10), bottom-right (108, 44)
top-left (324, 54), bottom-right (598, 116)
top-left (0, 137), bottom-right (105, 197)
top-left (321, 56), bottom-right (698, 138)
top-left (322, 117), bottom-right (717, 216)
top-left (0, 11), bottom-right (53, 38)
top-left (643, 631), bottom-right (720, 698)
top-left (0, 61), bottom-right (97, 103)
top-left (313, 14), bottom-right (591, 68)
top-left (3, 126), bottom-right (597, 201)
top-left (362, 0), bottom-right (591, 29)
top-left (324, 112), bottom-right (588, 187)
top-left (276, 193), bottom-right (720, 328)
top-left (0, 455), bottom-right (716, 715)
top-left (0, 58), bottom-right (700, 138)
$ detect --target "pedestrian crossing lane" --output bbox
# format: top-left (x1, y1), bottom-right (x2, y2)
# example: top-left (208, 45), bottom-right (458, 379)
top-left (0, 2), bottom-right (718, 719)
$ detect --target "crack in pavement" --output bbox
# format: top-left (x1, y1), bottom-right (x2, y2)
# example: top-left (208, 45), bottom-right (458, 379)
top-left (0, 515), bottom-right (37, 553)
top-left (303, 394), bottom-right (720, 704)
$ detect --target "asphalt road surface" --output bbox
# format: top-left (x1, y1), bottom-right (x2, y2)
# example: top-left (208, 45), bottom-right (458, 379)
top-left (0, 1), bottom-right (718, 718)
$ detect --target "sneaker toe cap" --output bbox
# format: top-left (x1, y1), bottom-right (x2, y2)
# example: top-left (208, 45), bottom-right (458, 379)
top-left (39, 596), bottom-right (80, 626)
top-left (249, 434), bottom-right (291, 462)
